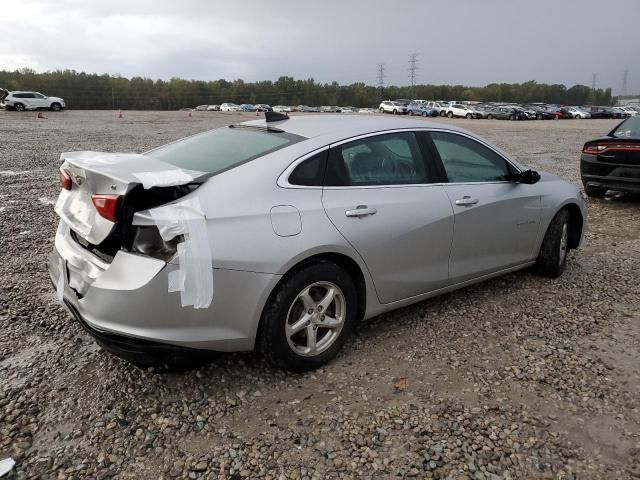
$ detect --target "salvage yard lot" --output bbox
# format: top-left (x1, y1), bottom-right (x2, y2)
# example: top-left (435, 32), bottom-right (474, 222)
top-left (1, 111), bottom-right (639, 479)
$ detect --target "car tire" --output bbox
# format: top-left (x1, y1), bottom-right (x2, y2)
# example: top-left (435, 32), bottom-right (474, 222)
top-left (422, 112), bottom-right (428, 117)
top-left (409, 111), bottom-right (414, 116)
top-left (259, 261), bottom-right (357, 372)
top-left (583, 183), bottom-right (605, 198)
top-left (535, 209), bottom-right (570, 278)
top-left (50, 102), bottom-right (62, 112)
top-left (14, 103), bottom-right (25, 112)
top-left (447, 112), bottom-right (453, 118)
top-left (379, 108), bottom-right (384, 114)
top-left (487, 114), bottom-right (494, 120)
top-left (509, 115), bottom-right (515, 120)
top-left (466, 113), bottom-right (472, 119)
top-left (575, 114), bottom-right (581, 119)
top-left (393, 109), bottom-right (398, 115)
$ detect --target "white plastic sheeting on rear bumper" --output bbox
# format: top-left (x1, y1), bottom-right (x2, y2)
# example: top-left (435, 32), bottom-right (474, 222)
top-left (149, 198), bottom-right (213, 309)
top-left (132, 170), bottom-right (193, 189)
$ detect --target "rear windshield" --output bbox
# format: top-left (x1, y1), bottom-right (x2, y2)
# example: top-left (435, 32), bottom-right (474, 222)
top-left (146, 126), bottom-right (304, 173)
top-left (611, 117), bottom-right (640, 139)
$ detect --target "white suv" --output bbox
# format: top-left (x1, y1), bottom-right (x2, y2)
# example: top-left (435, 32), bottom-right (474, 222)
top-left (445, 104), bottom-right (478, 119)
top-left (378, 101), bottom-right (407, 115)
top-left (5, 91), bottom-right (66, 111)
top-left (220, 103), bottom-right (242, 112)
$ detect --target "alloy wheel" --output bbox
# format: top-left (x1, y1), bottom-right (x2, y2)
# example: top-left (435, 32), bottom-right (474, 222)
top-left (285, 282), bottom-right (346, 357)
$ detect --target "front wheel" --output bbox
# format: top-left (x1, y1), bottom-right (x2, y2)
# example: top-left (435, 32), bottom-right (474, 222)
top-left (575, 114), bottom-right (581, 119)
top-left (393, 109), bottom-right (398, 115)
top-left (487, 114), bottom-right (494, 120)
top-left (50, 103), bottom-right (62, 111)
top-left (259, 262), bottom-right (357, 371)
top-left (447, 111), bottom-right (453, 118)
top-left (535, 209), bottom-right (570, 278)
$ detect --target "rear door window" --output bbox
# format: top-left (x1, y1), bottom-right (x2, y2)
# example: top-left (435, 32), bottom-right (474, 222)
top-left (325, 132), bottom-right (432, 186)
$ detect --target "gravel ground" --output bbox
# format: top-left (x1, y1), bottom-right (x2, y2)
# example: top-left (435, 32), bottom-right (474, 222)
top-left (1, 110), bottom-right (639, 480)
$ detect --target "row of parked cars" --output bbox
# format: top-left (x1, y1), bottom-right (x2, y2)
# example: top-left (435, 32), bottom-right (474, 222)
top-left (191, 103), bottom-right (380, 114)
top-left (378, 99), bottom-right (640, 120)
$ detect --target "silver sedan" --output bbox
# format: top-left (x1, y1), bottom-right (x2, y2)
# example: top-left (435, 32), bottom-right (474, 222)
top-left (49, 114), bottom-right (586, 371)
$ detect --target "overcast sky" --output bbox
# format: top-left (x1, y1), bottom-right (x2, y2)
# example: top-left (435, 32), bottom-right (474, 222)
top-left (3, 0), bottom-right (639, 93)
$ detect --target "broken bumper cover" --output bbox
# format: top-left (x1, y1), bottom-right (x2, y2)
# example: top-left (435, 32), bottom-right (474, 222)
top-left (48, 229), bottom-right (280, 353)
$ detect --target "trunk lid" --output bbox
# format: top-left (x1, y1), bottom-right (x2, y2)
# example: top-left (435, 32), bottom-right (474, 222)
top-left (55, 151), bottom-right (208, 246)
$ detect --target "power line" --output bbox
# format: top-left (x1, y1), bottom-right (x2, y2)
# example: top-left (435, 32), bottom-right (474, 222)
top-left (408, 53), bottom-right (419, 96)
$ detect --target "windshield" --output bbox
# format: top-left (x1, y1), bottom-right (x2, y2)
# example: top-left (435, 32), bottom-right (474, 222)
top-left (610, 117), bottom-right (640, 138)
top-left (146, 126), bottom-right (304, 173)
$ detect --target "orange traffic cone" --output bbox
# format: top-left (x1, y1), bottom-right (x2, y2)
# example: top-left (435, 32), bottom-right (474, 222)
top-left (117, 109), bottom-right (123, 119)
top-left (37, 112), bottom-right (46, 119)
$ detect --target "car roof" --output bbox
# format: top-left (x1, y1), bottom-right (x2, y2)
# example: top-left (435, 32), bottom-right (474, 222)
top-left (242, 114), bottom-right (475, 141)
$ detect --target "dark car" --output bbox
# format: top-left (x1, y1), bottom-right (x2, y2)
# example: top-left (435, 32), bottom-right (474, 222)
top-left (485, 106), bottom-right (527, 120)
top-left (580, 116), bottom-right (640, 197)
top-left (524, 105), bottom-right (555, 120)
top-left (588, 106), bottom-right (615, 119)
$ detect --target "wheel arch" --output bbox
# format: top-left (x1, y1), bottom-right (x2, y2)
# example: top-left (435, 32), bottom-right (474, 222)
top-left (564, 202), bottom-right (584, 249)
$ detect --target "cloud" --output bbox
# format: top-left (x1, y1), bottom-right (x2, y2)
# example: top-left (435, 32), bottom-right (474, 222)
top-left (2, 0), bottom-right (639, 93)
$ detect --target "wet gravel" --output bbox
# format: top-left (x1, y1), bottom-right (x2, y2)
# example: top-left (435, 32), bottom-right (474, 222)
top-left (1, 110), bottom-right (639, 479)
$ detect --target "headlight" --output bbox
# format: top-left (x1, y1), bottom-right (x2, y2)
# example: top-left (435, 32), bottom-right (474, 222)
top-left (131, 226), bottom-right (182, 262)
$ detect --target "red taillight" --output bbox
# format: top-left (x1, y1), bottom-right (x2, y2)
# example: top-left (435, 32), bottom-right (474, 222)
top-left (582, 143), bottom-right (640, 154)
top-left (59, 169), bottom-right (71, 190)
top-left (91, 194), bottom-right (121, 222)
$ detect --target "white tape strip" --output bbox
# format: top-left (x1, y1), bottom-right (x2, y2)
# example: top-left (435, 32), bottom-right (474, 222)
top-left (149, 198), bottom-right (213, 309)
top-left (133, 170), bottom-right (194, 189)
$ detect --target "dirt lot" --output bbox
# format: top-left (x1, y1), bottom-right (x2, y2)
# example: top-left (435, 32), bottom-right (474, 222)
top-left (1, 111), bottom-right (639, 480)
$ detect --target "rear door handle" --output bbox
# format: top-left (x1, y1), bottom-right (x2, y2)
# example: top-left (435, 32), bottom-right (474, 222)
top-left (455, 196), bottom-right (479, 206)
top-left (345, 205), bottom-right (377, 217)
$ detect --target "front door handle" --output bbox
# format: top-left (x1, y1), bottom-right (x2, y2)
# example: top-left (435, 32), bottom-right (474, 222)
top-left (345, 205), bottom-right (377, 217)
top-left (455, 196), bottom-right (479, 206)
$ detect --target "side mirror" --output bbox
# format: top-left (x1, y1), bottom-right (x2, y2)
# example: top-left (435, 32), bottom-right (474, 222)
top-left (511, 169), bottom-right (540, 184)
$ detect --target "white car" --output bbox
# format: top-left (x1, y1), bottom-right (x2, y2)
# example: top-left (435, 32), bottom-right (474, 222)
top-left (566, 107), bottom-right (591, 119)
top-left (619, 106), bottom-right (639, 117)
top-left (425, 101), bottom-right (448, 117)
top-left (446, 104), bottom-right (479, 119)
top-left (378, 101), bottom-right (407, 115)
top-left (194, 105), bottom-right (209, 111)
top-left (4, 91), bottom-right (66, 111)
top-left (220, 103), bottom-right (242, 112)
top-left (272, 105), bottom-right (293, 113)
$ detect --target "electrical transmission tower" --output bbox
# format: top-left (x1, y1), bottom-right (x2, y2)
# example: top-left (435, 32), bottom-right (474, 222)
top-left (377, 63), bottom-right (386, 101)
top-left (588, 73), bottom-right (598, 104)
top-left (408, 53), bottom-right (419, 97)
top-left (621, 69), bottom-right (629, 98)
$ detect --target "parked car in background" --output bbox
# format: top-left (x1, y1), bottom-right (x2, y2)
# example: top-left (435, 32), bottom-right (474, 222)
top-left (545, 107), bottom-right (572, 120)
top-left (297, 105), bottom-right (316, 113)
top-left (407, 102), bottom-right (436, 117)
top-left (254, 104), bottom-right (272, 112)
top-left (445, 104), bottom-right (480, 119)
top-left (619, 106), bottom-right (639, 117)
top-left (486, 107), bottom-right (528, 120)
top-left (378, 101), bottom-right (408, 115)
top-left (220, 103), bottom-right (242, 112)
top-left (611, 107), bottom-right (631, 119)
top-left (4, 91), bottom-right (66, 111)
top-left (194, 105), bottom-right (209, 111)
top-left (240, 104), bottom-right (256, 112)
top-left (425, 102), bottom-right (448, 117)
top-left (207, 105), bottom-right (220, 111)
top-left (588, 106), bottom-right (615, 119)
top-left (357, 108), bottom-right (377, 114)
top-left (566, 107), bottom-right (591, 119)
top-left (581, 116), bottom-right (640, 197)
top-left (340, 107), bottom-right (357, 114)
top-left (272, 105), bottom-right (293, 113)
top-left (49, 114), bottom-right (585, 371)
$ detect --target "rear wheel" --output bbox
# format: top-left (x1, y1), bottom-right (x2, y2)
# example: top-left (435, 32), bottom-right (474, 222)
top-left (447, 111), bottom-right (453, 118)
top-left (50, 102), bottom-right (62, 111)
top-left (575, 114), bottom-right (582, 119)
top-left (466, 113), bottom-right (472, 119)
top-left (409, 110), bottom-right (414, 116)
top-left (422, 111), bottom-right (428, 117)
top-left (259, 262), bottom-right (357, 371)
top-left (393, 109), bottom-right (398, 115)
top-left (535, 209), bottom-right (570, 278)
top-left (509, 114), bottom-right (515, 120)
top-left (487, 114), bottom-right (494, 120)
top-left (14, 103), bottom-right (25, 112)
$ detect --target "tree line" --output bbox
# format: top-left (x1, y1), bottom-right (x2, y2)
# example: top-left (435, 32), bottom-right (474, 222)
top-left (0, 69), bottom-right (614, 110)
